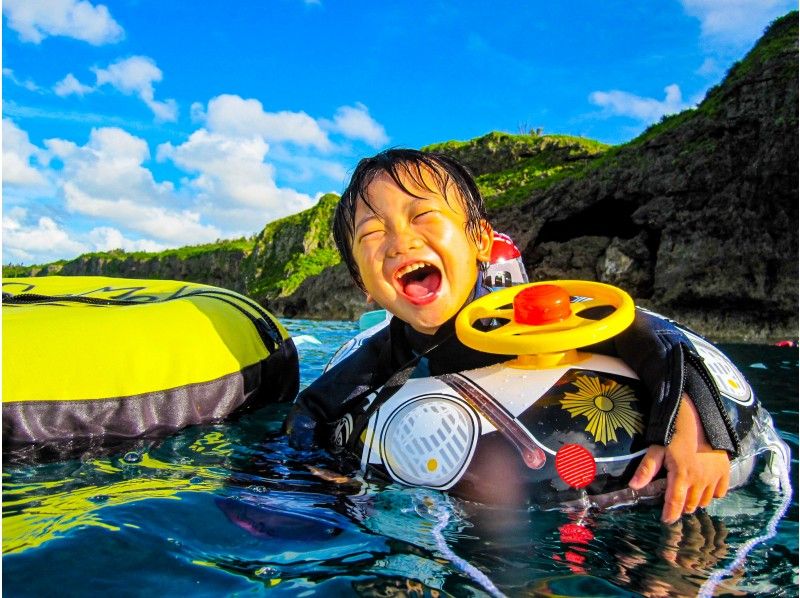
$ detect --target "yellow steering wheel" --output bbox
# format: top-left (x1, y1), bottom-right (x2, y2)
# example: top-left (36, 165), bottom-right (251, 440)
top-left (455, 280), bottom-right (635, 356)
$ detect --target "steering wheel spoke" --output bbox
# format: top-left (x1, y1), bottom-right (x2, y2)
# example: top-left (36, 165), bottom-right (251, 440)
top-left (464, 304), bottom-right (513, 322)
top-left (572, 297), bottom-right (611, 316)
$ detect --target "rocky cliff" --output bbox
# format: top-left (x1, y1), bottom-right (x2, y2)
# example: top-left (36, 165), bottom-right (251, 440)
top-left (4, 241), bottom-right (251, 293)
top-left (487, 12), bottom-right (798, 341)
top-left (242, 193), bottom-right (340, 301)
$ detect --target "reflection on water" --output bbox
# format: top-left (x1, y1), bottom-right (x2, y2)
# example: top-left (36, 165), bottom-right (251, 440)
top-left (2, 323), bottom-right (797, 597)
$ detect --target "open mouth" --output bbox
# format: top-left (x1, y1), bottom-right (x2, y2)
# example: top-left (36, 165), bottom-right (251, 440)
top-left (395, 262), bottom-right (442, 301)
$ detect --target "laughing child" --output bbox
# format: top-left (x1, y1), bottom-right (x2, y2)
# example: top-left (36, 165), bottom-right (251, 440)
top-left (286, 149), bottom-right (736, 523)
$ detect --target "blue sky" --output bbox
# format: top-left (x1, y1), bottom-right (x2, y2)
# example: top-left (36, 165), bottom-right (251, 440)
top-left (2, 0), bottom-right (794, 265)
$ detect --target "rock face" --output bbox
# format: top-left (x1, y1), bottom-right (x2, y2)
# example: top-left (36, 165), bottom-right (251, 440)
top-left (268, 262), bottom-right (375, 320)
top-left (487, 12), bottom-right (798, 341)
top-left (242, 193), bottom-right (340, 301)
top-left (6, 246), bottom-right (250, 293)
top-left (61, 250), bottom-right (249, 293)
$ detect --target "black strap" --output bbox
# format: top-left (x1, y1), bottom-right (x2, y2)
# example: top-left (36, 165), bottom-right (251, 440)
top-left (3, 288), bottom-right (284, 353)
top-left (2, 292), bottom-right (143, 306)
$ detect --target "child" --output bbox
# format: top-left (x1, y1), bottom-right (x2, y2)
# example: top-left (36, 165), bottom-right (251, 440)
top-left (286, 149), bottom-right (735, 523)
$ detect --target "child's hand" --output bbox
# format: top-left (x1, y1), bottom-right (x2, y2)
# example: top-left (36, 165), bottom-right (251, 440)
top-left (628, 394), bottom-right (730, 524)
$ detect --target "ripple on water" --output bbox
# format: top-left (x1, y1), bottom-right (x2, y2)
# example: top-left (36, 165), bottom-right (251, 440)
top-left (2, 329), bottom-right (797, 596)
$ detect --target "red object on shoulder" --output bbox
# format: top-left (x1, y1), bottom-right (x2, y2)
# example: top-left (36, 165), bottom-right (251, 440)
top-left (490, 232), bottom-right (522, 262)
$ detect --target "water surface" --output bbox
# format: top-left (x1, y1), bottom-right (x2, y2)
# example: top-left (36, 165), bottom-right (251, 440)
top-left (3, 321), bottom-right (797, 596)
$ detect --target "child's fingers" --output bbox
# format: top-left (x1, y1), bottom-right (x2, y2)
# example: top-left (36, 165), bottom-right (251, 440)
top-left (683, 483), bottom-right (704, 514)
top-left (714, 470), bottom-right (730, 498)
top-left (629, 445), bottom-right (664, 490)
top-left (662, 472), bottom-right (689, 524)
top-left (698, 484), bottom-right (715, 508)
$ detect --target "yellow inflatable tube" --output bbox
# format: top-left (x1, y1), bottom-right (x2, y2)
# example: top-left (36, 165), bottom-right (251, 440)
top-left (2, 276), bottom-right (298, 445)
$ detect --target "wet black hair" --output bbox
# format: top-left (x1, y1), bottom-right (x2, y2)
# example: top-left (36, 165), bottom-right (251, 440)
top-left (333, 148), bottom-right (488, 292)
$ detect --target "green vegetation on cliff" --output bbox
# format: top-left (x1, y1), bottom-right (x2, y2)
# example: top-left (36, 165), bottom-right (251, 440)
top-left (243, 193), bottom-right (341, 300)
top-left (2, 238), bottom-right (252, 279)
top-left (631, 11), bottom-right (798, 145)
top-left (424, 131), bottom-right (610, 209)
top-left (2, 261), bottom-right (67, 278)
top-left (425, 12), bottom-right (798, 210)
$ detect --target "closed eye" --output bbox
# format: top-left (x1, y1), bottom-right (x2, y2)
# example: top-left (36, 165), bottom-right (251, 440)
top-left (357, 228), bottom-right (384, 242)
top-left (412, 210), bottom-right (437, 221)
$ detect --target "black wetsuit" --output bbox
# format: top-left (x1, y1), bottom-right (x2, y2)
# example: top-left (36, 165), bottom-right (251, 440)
top-left (286, 301), bottom-right (739, 458)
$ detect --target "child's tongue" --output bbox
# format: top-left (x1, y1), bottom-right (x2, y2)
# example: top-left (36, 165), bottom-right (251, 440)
top-left (403, 269), bottom-right (441, 298)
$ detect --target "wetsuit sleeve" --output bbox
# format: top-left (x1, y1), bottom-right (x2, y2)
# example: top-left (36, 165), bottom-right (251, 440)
top-left (609, 309), bottom-right (739, 455)
top-left (285, 326), bottom-right (392, 449)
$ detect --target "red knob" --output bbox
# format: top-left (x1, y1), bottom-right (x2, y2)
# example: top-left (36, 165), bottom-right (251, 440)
top-left (514, 285), bottom-right (572, 325)
top-left (555, 444), bottom-right (596, 489)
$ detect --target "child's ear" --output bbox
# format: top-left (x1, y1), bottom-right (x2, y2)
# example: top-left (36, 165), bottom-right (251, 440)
top-left (476, 220), bottom-right (493, 263)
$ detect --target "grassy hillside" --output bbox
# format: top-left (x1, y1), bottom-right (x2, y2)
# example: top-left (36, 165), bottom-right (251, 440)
top-left (242, 193), bottom-right (341, 300)
top-left (3, 238), bottom-right (252, 278)
top-left (424, 131), bottom-right (610, 209)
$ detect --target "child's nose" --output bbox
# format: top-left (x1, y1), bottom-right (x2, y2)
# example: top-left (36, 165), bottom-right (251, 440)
top-left (387, 228), bottom-right (422, 257)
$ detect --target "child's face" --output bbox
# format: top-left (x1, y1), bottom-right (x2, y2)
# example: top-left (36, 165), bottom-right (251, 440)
top-left (352, 168), bottom-right (492, 335)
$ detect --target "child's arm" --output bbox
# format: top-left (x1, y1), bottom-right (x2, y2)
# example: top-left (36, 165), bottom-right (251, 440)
top-left (587, 309), bottom-right (737, 522)
top-left (628, 393), bottom-right (730, 523)
top-left (285, 321), bottom-right (396, 449)
top-left (612, 310), bottom-right (738, 454)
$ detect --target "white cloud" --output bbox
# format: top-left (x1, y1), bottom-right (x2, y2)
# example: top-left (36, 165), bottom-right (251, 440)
top-left (265, 145), bottom-right (349, 184)
top-left (3, 91), bottom-right (392, 264)
top-left (54, 73), bottom-right (95, 97)
top-left (195, 94), bottom-right (390, 151)
top-left (589, 84), bottom-right (691, 122)
top-left (2, 119), bottom-right (51, 187)
top-left (203, 94), bottom-right (332, 150)
top-left (322, 103), bottom-right (389, 147)
top-left (64, 182), bottom-right (216, 243)
top-left (157, 128), bottom-right (315, 229)
top-left (3, 68), bottom-right (41, 92)
top-left (144, 98), bottom-right (179, 123)
top-left (3, 0), bottom-right (124, 45)
top-left (93, 56), bottom-right (178, 122)
top-left (87, 227), bottom-right (167, 253)
top-left (680, 0), bottom-right (794, 47)
top-left (1, 210), bottom-right (164, 264)
top-left (45, 127), bottom-right (219, 245)
top-left (2, 211), bottom-right (88, 263)
top-left (284, 156), bottom-right (348, 184)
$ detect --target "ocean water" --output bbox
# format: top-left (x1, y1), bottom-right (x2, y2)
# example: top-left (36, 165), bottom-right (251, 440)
top-left (2, 320), bottom-right (798, 597)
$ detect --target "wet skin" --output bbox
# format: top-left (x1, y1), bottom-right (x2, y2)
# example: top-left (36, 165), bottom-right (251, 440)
top-left (352, 170), bottom-right (492, 336)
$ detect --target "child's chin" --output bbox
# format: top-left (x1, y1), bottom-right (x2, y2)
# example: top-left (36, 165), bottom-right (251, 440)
top-left (404, 305), bottom-right (455, 334)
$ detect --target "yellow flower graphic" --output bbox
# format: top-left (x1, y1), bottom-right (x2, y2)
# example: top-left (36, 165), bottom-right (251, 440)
top-left (560, 374), bottom-right (644, 445)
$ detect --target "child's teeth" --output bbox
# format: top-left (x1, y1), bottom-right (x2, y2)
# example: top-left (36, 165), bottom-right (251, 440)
top-left (396, 262), bottom-right (427, 279)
